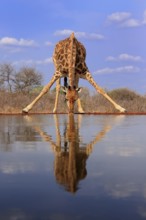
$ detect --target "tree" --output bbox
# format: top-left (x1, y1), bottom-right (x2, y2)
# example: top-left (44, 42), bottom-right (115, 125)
top-left (0, 63), bottom-right (15, 92)
top-left (14, 67), bottom-right (42, 93)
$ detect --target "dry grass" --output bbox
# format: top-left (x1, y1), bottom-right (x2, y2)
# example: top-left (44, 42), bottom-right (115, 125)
top-left (0, 91), bottom-right (67, 114)
top-left (0, 88), bottom-right (146, 114)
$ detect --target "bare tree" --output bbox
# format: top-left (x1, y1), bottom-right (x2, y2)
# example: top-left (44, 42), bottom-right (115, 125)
top-left (14, 67), bottom-right (42, 93)
top-left (0, 63), bottom-right (15, 92)
top-left (0, 74), bottom-right (4, 90)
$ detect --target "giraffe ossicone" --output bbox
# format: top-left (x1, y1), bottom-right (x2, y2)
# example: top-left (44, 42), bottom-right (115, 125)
top-left (22, 32), bottom-right (126, 114)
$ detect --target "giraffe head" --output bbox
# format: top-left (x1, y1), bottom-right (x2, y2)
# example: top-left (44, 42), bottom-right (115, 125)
top-left (62, 86), bottom-right (82, 113)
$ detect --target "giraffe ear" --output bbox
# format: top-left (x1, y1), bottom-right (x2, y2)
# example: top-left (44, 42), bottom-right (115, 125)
top-left (76, 87), bottom-right (82, 93)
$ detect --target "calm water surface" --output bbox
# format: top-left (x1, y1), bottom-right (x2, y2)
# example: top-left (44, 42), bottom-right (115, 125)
top-left (0, 114), bottom-right (146, 220)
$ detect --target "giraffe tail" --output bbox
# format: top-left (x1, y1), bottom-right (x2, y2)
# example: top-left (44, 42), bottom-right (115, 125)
top-left (68, 33), bottom-right (76, 88)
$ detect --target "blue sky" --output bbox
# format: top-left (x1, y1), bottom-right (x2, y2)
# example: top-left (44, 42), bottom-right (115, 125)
top-left (0, 0), bottom-right (146, 94)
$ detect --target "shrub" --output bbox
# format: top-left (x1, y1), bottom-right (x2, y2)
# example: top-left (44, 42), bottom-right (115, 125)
top-left (107, 88), bottom-right (140, 101)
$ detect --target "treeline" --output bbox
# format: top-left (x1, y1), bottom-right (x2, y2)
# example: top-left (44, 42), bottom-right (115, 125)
top-left (0, 63), bottom-right (42, 93)
top-left (0, 63), bottom-right (146, 113)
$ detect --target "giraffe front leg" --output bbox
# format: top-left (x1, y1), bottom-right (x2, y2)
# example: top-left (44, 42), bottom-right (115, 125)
top-left (75, 77), bottom-right (84, 113)
top-left (22, 75), bottom-right (59, 113)
top-left (77, 99), bottom-right (84, 113)
top-left (85, 72), bottom-right (126, 113)
top-left (53, 78), bottom-right (61, 113)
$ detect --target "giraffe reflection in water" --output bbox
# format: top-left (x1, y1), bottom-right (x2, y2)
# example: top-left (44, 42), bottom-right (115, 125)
top-left (26, 114), bottom-right (111, 193)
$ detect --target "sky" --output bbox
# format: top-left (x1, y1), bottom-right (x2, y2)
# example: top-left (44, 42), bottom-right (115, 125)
top-left (0, 0), bottom-right (146, 94)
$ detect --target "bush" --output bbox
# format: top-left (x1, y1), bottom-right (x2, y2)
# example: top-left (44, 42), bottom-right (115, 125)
top-left (107, 88), bottom-right (140, 101)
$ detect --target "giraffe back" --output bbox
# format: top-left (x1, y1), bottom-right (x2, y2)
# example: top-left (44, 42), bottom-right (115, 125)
top-left (53, 33), bottom-right (89, 86)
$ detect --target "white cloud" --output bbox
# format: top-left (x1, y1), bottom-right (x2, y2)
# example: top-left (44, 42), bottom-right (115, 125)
top-left (13, 57), bottom-right (53, 66)
top-left (106, 56), bottom-right (117, 61)
top-left (107, 10), bottom-right (146, 28)
top-left (119, 54), bottom-right (142, 61)
top-left (0, 37), bottom-right (37, 47)
top-left (54, 29), bottom-right (73, 36)
top-left (121, 19), bottom-right (141, 27)
top-left (107, 12), bottom-right (131, 23)
top-left (54, 29), bottom-right (104, 40)
top-left (76, 32), bottom-right (104, 40)
top-left (94, 65), bottom-right (140, 75)
top-left (106, 54), bottom-right (143, 62)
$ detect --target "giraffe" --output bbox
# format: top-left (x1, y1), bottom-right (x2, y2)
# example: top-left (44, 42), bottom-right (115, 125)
top-left (22, 32), bottom-right (126, 114)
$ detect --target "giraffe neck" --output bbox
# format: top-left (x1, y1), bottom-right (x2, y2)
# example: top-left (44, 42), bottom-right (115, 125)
top-left (68, 33), bottom-right (76, 88)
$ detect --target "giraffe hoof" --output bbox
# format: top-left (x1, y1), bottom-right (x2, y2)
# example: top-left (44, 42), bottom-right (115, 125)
top-left (78, 109), bottom-right (85, 114)
top-left (22, 108), bottom-right (28, 114)
top-left (120, 108), bottom-right (127, 113)
top-left (53, 109), bottom-right (57, 113)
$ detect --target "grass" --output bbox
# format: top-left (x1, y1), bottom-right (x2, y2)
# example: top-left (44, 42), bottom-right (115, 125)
top-left (0, 88), bottom-right (146, 114)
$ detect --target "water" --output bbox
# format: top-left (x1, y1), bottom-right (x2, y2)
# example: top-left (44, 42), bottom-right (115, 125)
top-left (0, 114), bottom-right (146, 220)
